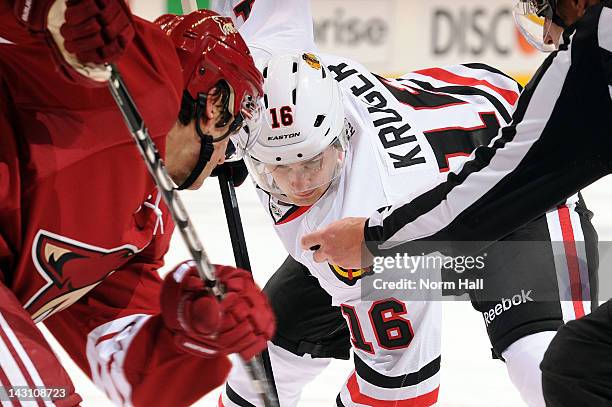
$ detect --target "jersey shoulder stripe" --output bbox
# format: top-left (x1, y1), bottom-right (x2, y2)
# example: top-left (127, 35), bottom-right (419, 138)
top-left (413, 67), bottom-right (519, 106)
top-left (396, 63), bottom-right (520, 123)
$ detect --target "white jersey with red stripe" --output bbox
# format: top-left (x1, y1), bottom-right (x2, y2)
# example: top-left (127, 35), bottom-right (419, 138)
top-left (248, 63), bottom-right (520, 406)
top-left (257, 59), bottom-right (522, 302)
top-left (215, 1), bottom-right (521, 405)
top-left (216, 0), bottom-right (522, 301)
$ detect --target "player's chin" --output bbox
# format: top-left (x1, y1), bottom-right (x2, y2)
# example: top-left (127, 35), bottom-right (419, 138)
top-left (185, 170), bottom-right (211, 190)
top-left (288, 188), bottom-right (325, 206)
top-left (189, 159), bottom-right (223, 190)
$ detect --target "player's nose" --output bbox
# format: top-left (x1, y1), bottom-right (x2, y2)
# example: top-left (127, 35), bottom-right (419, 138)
top-left (543, 31), bottom-right (554, 46)
top-left (543, 18), bottom-right (557, 48)
top-left (289, 170), bottom-right (309, 189)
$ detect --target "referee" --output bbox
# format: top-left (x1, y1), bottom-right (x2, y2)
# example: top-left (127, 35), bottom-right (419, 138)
top-left (302, 1), bottom-right (612, 406)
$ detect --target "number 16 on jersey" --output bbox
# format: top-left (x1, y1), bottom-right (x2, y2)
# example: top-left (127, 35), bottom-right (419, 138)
top-left (341, 298), bottom-right (414, 353)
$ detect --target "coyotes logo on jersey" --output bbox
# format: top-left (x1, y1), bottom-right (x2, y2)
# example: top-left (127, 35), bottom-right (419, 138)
top-left (26, 230), bottom-right (141, 323)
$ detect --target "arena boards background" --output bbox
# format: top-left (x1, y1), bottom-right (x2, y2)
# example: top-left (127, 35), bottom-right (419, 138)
top-left (40, 1), bottom-right (612, 406)
top-left (130, 0), bottom-right (547, 84)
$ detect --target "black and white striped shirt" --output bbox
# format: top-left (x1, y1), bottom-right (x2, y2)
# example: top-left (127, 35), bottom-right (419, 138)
top-left (365, 1), bottom-right (612, 257)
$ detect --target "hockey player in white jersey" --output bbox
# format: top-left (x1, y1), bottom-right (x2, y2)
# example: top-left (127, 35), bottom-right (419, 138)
top-left (214, 1), bottom-right (598, 406)
top-left (225, 52), bottom-right (452, 407)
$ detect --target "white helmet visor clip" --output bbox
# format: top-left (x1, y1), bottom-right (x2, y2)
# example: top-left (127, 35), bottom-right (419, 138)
top-left (226, 96), bottom-right (263, 161)
top-left (218, 91), bottom-right (263, 141)
top-left (226, 95), bottom-right (264, 162)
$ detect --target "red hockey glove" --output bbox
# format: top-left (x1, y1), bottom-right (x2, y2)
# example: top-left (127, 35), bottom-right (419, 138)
top-left (160, 261), bottom-right (275, 360)
top-left (13, 0), bottom-right (134, 84)
top-left (61, 0), bottom-right (135, 65)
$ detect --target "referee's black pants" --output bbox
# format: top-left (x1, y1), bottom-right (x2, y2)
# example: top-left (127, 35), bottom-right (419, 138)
top-left (541, 299), bottom-right (612, 407)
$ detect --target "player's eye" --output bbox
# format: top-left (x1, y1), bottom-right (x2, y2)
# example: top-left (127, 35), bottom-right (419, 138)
top-left (274, 165), bottom-right (291, 175)
top-left (304, 158), bottom-right (323, 171)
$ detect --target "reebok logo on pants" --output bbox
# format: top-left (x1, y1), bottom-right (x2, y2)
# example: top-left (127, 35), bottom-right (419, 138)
top-left (484, 289), bottom-right (534, 326)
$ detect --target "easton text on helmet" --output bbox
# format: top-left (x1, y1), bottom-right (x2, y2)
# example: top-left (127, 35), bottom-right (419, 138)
top-left (268, 132), bottom-right (301, 141)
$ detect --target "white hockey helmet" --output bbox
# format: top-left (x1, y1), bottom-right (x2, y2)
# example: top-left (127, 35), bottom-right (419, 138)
top-left (241, 52), bottom-right (349, 205)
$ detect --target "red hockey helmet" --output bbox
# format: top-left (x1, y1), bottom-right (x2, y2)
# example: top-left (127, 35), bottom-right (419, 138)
top-left (156, 10), bottom-right (263, 141)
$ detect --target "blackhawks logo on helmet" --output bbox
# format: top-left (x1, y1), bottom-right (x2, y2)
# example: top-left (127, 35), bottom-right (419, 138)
top-left (302, 53), bottom-right (321, 70)
top-left (328, 264), bottom-right (373, 286)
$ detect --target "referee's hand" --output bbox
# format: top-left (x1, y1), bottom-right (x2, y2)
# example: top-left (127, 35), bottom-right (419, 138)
top-left (301, 217), bottom-right (371, 269)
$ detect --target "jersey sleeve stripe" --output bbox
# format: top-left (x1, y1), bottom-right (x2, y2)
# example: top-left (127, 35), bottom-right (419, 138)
top-left (0, 319), bottom-right (54, 407)
top-left (354, 353), bottom-right (440, 389)
top-left (546, 203), bottom-right (593, 321)
top-left (366, 40), bottom-right (571, 251)
top-left (345, 373), bottom-right (439, 406)
top-left (461, 63), bottom-right (524, 92)
top-left (85, 314), bottom-right (152, 407)
top-left (596, 5), bottom-right (612, 110)
top-left (599, 7), bottom-right (612, 101)
top-left (0, 312), bottom-right (55, 407)
top-left (556, 205), bottom-right (586, 318)
top-left (598, 6), bottom-right (612, 53)
top-left (413, 67), bottom-right (519, 106)
top-left (0, 371), bottom-right (16, 407)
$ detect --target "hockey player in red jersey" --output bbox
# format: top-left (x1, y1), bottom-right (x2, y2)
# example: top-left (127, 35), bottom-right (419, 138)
top-left (0, 1), bottom-right (273, 406)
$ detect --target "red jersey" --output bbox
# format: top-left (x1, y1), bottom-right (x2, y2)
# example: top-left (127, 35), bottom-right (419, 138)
top-left (0, 4), bottom-right (230, 405)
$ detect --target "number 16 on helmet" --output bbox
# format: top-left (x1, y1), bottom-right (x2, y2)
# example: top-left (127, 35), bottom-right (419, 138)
top-left (239, 53), bottom-right (350, 206)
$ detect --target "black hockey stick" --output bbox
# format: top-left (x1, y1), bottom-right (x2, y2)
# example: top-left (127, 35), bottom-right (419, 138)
top-left (107, 64), bottom-right (279, 407)
top-left (218, 172), bottom-right (252, 271)
top-left (217, 172), bottom-right (280, 404)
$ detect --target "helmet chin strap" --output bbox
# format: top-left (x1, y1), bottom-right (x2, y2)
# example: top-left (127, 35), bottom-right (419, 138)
top-left (176, 134), bottom-right (214, 190)
top-left (177, 95), bottom-right (215, 190)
